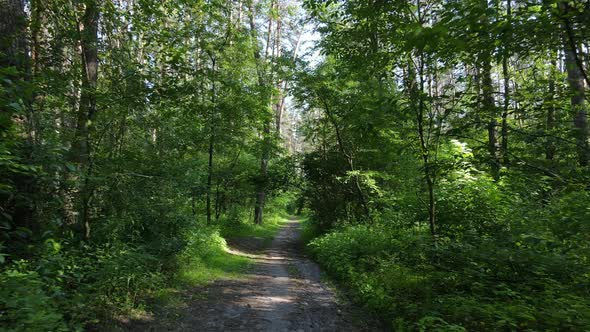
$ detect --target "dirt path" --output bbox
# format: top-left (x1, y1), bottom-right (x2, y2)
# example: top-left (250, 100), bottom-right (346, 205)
top-left (176, 219), bottom-right (380, 331)
top-left (125, 219), bottom-right (381, 331)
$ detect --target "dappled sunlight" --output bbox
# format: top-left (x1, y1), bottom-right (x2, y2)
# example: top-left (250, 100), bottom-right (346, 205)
top-left (224, 247), bottom-right (293, 262)
top-left (160, 218), bottom-right (369, 331)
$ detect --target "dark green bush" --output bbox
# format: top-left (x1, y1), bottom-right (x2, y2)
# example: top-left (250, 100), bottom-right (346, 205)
top-left (309, 209), bottom-right (590, 331)
top-left (0, 237), bottom-right (172, 329)
top-left (0, 264), bottom-right (67, 331)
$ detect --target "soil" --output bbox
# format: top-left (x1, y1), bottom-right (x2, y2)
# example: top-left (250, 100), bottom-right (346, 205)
top-left (120, 219), bottom-right (384, 331)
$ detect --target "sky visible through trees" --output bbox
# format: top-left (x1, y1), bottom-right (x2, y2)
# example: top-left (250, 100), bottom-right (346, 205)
top-left (1, 0), bottom-right (590, 330)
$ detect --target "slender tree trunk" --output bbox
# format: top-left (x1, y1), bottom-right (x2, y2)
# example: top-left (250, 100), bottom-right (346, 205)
top-left (277, 31), bottom-right (302, 140)
top-left (206, 132), bottom-right (214, 225)
top-left (564, 46), bottom-right (589, 167)
top-left (238, 0), bottom-right (243, 26)
top-left (546, 55), bottom-right (557, 161)
top-left (500, 59), bottom-right (509, 165)
top-left (0, 0), bottom-right (26, 68)
top-left (206, 58), bottom-right (217, 225)
top-left (560, 2), bottom-right (589, 167)
top-left (254, 123), bottom-right (270, 225)
top-left (249, 0), bottom-right (273, 224)
top-left (478, 0), bottom-right (500, 180)
top-left (69, 0), bottom-right (99, 239)
top-left (0, 0), bottom-right (37, 232)
top-left (264, 0), bottom-right (274, 59)
top-left (500, 0), bottom-right (511, 166)
top-left (320, 98), bottom-right (371, 221)
top-left (274, 0), bottom-right (284, 133)
top-left (30, 0), bottom-right (48, 145)
top-left (191, 187), bottom-right (197, 217)
top-left (483, 55), bottom-right (499, 179)
top-left (412, 58), bottom-right (436, 241)
top-left (214, 183), bottom-right (222, 222)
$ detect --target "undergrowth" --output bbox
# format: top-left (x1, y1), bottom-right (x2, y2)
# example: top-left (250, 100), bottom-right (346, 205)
top-left (0, 194), bottom-right (294, 331)
top-left (220, 193), bottom-right (295, 245)
top-left (306, 191), bottom-right (590, 331)
top-left (176, 227), bottom-right (251, 285)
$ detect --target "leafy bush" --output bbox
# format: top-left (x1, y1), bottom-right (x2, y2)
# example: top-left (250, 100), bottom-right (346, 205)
top-left (309, 216), bottom-right (590, 331)
top-left (436, 174), bottom-right (507, 236)
top-left (0, 237), bottom-right (171, 329)
top-left (89, 245), bottom-right (166, 313)
top-left (0, 265), bottom-right (67, 331)
top-left (177, 226), bottom-right (251, 285)
top-left (435, 140), bottom-right (509, 236)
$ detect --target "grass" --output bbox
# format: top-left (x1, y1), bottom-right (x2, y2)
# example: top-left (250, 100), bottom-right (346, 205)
top-left (149, 212), bottom-right (290, 322)
top-left (221, 213), bottom-right (291, 247)
top-left (106, 198), bottom-right (300, 330)
top-left (177, 244), bottom-right (252, 286)
top-left (297, 215), bottom-right (316, 247)
top-left (180, 204), bottom-right (296, 286)
top-left (122, 223), bottom-right (263, 329)
top-left (116, 231), bottom-right (255, 329)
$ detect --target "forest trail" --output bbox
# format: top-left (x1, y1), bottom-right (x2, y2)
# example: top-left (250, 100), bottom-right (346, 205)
top-left (128, 219), bottom-right (380, 331)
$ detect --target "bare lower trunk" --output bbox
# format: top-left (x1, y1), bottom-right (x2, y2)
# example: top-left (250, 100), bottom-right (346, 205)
top-left (416, 66), bottom-right (436, 240)
top-left (206, 58), bottom-right (217, 225)
top-left (0, 0), bottom-right (37, 232)
top-left (69, 0), bottom-right (99, 239)
top-left (560, 1), bottom-right (589, 167)
top-left (546, 55), bottom-right (557, 161)
top-left (0, 0), bottom-right (26, 67)
top-left (249, 0), bottom-right (273, 225)
top-left (319, 97), bottom-right (370, 221)
top-left (500, 0), bottom-right (511, 166)
top-left (191, 187), bottom-right (197, 217)
top-left (562, 40), bottom-right (589, 167)
top-left (254, 123), bottom-right (270, 225)
top-left (482, 58), bottom-right (500, 179)
top-left (206, 132), bottom-right (214, 225)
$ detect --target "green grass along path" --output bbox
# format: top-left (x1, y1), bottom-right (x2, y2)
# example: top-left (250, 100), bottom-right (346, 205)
top-left (118, 217), bottom-right (382, 331)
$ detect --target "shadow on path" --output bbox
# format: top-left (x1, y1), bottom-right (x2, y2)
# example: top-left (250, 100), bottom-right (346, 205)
top-left (122, 219), bottom-right (383, 331)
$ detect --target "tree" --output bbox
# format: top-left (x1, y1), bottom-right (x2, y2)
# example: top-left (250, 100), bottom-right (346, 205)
top-left (69, 0), bottom-right (99, 238)
top-left (559, 1), bottom-right (589, 167)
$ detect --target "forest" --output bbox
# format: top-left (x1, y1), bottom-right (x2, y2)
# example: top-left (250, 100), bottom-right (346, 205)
top-left (1, 0), bottom-right (589, 331)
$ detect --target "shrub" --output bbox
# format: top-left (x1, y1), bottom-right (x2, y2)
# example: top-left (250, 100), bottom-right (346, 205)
top-left (0, 265), bottom-right (67, 331)
top-left (309, 219), bottom-right (590, 331)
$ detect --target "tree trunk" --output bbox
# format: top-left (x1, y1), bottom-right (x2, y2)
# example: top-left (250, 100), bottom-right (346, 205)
top-left (0, 0), bottom-right (37, 232)
top-left (206, 57), bottom-right (217, 225)
top-left (483, 53), bottom-right (500, 179)
top-left (254, 122), bottom-right (270, 224)
top-left (413, 59), bottom-right (436, 241)
top-left (249, 0), bottom-right (272, 225)
top-left (479, 0), bottom-right (500, 180)
top-left (191, 187), bottom-right (197, 217)
top-left (500, 0), bottom-right (511, 166)
top-left (560, 2), bottom-right (589, 167)
top-left (206, 131), bottom-right (214, 225)
top-left (546, 55), bottom-right (557, 161)
top-left (0, 0), bottom-right (26, 68)
top-left (274, 0), bottom-right (283, 134)
top-left (320, 97), bottom-right (370, 221)
top-left (69, 0), bottom-right (99, 239)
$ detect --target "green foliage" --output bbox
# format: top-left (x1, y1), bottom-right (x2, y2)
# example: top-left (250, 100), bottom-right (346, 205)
top-left (177, 227), bottom-right (250, 285)
top-left (3, 0), bottom-right (590, 329)
top-left (1, 0), bottom-right (303, 328)
top-left (298, 0), bottom-right (590, 329)
top-left (221, 194), bottom-right (295, 242)
top-left (6, 241), bottom-right (167, 327)
top-left (309, 206), bottom-right (590, 330)
top-left (436, 141), bottom-right (508, 236)
top-left (0, 267), bottom-right (67, 332)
